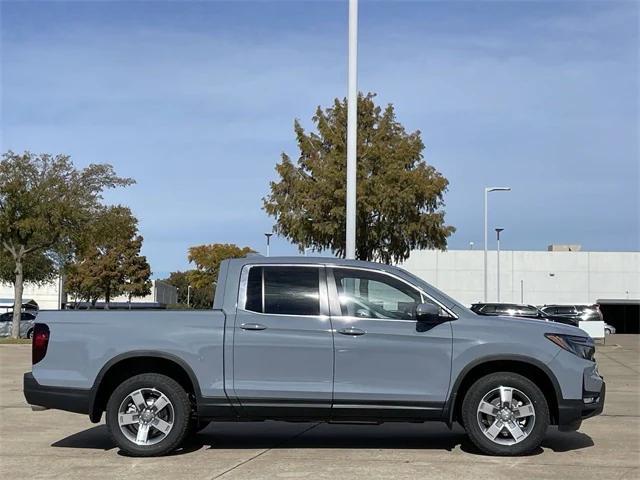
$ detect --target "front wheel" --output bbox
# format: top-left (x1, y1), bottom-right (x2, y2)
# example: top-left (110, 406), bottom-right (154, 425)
top-left (461, 372), bottom-right (549, 456)
top-left (106, 373), bottom-right (191, 457)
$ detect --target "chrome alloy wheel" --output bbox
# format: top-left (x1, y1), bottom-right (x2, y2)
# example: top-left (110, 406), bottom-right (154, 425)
top-left (117, 388), bottom-right (175, 446)
top-left (476, 386), bottom-right (536, 446)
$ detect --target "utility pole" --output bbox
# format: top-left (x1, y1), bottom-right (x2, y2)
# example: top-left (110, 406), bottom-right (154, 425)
top-left (264, 233), bottom-right (273, 257)
top-left (345, 0), bottom-right (359, 259)
top-left (484, 187), bottom-right (511, 301)
top-left (495, 228), bottom-right (504, 302)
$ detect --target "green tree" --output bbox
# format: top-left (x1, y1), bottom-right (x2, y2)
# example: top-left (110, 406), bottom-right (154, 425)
top-left (0, 249), bottom-right (56, 288)
top-left (162, 270), bottom-right (212, 310)
top-left (65, 206), bottom-right (151, 308)
top-left (161, 244), bottom-right (255, 310)
top-left (0, 151), bottom-right (133, 336)
top-left (187, 243), bottom-right (255, 302)
top-left (263, 93), bottom-right (455, 264)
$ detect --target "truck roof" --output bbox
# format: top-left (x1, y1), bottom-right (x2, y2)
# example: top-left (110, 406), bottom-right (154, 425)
top-left (226, 255), bottom-right (407, 273)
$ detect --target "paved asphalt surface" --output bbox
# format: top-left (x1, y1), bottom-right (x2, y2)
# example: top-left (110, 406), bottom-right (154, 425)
top-left (1, 335), bottom-right (638, 479)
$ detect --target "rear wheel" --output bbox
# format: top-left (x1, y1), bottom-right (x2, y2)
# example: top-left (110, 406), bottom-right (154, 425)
top-left (106, 373), bottom-right (191, 457)
top-left (461, 372), bottom-right (549, 456)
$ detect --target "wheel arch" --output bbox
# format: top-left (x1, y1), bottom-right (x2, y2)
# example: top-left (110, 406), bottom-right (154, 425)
top-left (89, 351), bottom-right (201, 423)
top-left (445, 355), bottom-right (562, 427)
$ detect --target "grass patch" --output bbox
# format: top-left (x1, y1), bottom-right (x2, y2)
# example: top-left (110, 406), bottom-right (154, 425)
top-left (0, 337), bottom-right (31, 344)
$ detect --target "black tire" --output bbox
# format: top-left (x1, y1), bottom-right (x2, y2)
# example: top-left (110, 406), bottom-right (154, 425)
top-left (461, 372), bottom-right (549, 456)
top-left (26, 329), bottom-right (33, 339)
top-left (106, 373), bottom-right (191, 457)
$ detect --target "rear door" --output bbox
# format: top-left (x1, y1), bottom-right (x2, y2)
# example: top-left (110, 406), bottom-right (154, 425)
top-left (328, 267), bottom-right (453, 419)
top-left (231, 264), bottom-right (334, 417)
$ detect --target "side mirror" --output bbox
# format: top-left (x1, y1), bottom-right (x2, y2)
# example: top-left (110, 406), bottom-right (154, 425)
top-left (416, 303), bottom-right (440, 322)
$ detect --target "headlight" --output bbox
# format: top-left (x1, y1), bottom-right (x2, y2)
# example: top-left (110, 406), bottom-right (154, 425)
top-left (545, 333), bottom-right (595, 361)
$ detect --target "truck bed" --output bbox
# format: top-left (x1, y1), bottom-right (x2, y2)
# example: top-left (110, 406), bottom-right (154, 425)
top-left (32, 310), bottom-right (227, 400)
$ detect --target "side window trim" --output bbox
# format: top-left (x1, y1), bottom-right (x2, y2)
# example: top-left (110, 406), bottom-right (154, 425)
top-left (237, 264), bottom-right (330, 317)
top-left (327, 266), bottom-right (456, 321)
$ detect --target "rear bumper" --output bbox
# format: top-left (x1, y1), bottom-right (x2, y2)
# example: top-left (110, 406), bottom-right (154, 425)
top-left (23, 372), bottom-right (92, 415)
top-left (557, 381), bottom-right (605, 431)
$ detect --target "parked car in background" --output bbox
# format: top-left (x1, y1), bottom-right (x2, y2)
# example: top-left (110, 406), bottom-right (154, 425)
top-left (0, 311), bottom-right (37, 338)
top-left (25, 257), bottom-right (605, 457)
top-left (470, 303), bottom-right (577, 326)
top-left (540, 305), bottom-right (603, 323)
top-left (604, 323), bottom-right (616, 335)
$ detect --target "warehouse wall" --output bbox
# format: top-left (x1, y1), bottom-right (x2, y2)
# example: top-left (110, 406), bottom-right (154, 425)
top-left (0, 279), bottom-right (176, 310)
top-left (400, 250), bottom-right (640, 307)
top-left (2, 250), bottom-right (638, 311)
top-left (0, 280), bottom-right (61, 310)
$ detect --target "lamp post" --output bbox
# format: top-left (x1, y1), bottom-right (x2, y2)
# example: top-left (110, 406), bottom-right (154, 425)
top-left (264, 233), bottom-right (273, 257)
top-left (345, 0), bottom-right (358, 259)
top-left (187, 285), bottom-right (192, 308)
top-left (495, 228), bottom-right (504, 302)
top-left (484, 186), bottom-right (511, 301)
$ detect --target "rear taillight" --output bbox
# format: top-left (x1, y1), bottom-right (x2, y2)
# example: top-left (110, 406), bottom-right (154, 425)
top-left (32, 323), bottom-right (50, 365)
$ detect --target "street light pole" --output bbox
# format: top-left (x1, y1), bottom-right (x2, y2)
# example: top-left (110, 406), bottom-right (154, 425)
top-left (264, 233), bottom-right (273, 257)
top-left (187, 285), bottom-right (192, 308)
top-left (345, 0), bottom-right (358, 259)
top-left (495, 228), bottom-right (504, 302)
top-left (484, 186), bottom-right (511, 301)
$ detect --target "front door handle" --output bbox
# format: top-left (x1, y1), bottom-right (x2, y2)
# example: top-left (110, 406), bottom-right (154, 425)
top-left (240, 323), bottom-right (267, 331)
top-left (337, 327), bottom-right (366, 336)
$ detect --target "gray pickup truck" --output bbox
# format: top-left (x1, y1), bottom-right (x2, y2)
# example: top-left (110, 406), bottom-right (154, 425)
top-left (24, 257), bottom-right (604, 457)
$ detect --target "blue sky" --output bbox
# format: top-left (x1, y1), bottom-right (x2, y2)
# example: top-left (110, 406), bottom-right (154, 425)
top-left (2, 0), bottom-right (638, 277)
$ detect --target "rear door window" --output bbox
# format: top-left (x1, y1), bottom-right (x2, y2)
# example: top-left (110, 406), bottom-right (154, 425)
top-left (244, 266), bottom-right (320, 316)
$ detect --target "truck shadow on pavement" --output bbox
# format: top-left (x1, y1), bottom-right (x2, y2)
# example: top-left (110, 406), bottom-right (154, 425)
top-left (51, 422), bottom-right (594, 457)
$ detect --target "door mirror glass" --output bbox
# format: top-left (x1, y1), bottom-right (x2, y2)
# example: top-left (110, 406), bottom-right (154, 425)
top-left (416, 303), bottom-right (440, 322)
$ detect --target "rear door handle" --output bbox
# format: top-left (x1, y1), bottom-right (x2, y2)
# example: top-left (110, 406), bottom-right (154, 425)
top-left (240, 323), bottom-right (267, 331)
top-left (337, 327), bottom-right (366, 336)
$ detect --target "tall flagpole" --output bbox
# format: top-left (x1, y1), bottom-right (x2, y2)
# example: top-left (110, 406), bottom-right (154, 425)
top-left (345, 0), bottom-right (358, 259)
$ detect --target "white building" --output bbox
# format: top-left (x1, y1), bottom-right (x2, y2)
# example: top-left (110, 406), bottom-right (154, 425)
top-left (400, 249), bottom-right (640, 307)
top-left (1, 250), bottom-right (637, 328)
top-left (0, 279), bottom-right (177, 311)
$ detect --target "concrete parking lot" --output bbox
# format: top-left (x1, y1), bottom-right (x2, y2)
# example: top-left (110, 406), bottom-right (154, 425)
top-left (1, 336), bottom-right (638, 480)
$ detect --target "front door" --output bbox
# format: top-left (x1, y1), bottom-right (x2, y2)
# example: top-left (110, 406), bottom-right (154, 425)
top-left (232, 264), bottom-right (333, 417)
top-left (328, 267), bottom-right (453, 419)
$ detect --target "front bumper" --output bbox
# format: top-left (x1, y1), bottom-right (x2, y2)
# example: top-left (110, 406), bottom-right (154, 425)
top-left (557, 381), bottom-right (606, 431)
top-left (23, 372), bottom-right (92, 415)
